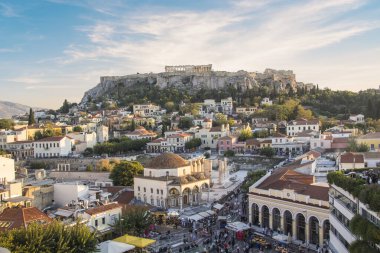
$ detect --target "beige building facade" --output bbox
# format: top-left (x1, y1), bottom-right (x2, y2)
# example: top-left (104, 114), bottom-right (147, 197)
top-left (248, 168), bottom-right (330, 247)
top-left (134, 153), bottom-right (211, 210)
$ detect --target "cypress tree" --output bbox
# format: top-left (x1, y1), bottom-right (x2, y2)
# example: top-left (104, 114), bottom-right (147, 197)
top-left (28, 108), bottom-right (35, 125)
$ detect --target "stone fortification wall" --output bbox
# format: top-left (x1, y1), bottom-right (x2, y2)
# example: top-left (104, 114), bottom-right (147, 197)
top-left (81, 67), bottom-right (314, 103)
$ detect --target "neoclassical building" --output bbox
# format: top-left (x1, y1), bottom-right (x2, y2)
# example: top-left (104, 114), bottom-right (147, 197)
top-left (134, 153), bottom-right (211, 210)
top-left (248, 166), bottom-right (330, 247)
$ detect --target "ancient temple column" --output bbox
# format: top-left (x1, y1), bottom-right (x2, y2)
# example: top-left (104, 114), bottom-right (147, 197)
top-left (190, 193), bottom-right (193, 206)
top-left (179, 195), bottom-right (183, 211)
top-left (280, 216), bottom-right (284, 233)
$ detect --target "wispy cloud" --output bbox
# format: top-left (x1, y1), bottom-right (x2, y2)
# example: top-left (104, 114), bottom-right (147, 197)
top-left (0, 47), bottom-right (21, 53)
top-left (0, 3), bottom-right (19, 17)
top-left (7, 76), bottom-right (45, 84)
top-left (62, 0), bottom-right (380, 75)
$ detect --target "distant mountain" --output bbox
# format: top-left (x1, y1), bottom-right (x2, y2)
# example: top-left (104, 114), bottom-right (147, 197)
top-left (0, 101), bottom-right (45, 119)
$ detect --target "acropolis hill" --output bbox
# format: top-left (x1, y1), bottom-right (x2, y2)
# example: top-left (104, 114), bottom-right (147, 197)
top-left (81, 65), bottom-right (315, 103)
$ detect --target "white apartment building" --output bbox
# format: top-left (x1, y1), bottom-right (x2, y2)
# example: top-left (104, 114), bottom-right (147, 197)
top-left (0, 129), bottom-right (28, 149)
top-left (195, 124), bottom-right (229, 149)
top-left (310, 134), bottom-right (333, 150)
top-left (133, 104), bottom-right (161, 117)
top-left (67, 132), bottom-right (97, 154)
top-left (96, 125), bottom-right (109, 143)
top-left (34, 136), bottom-right (73, 158)
top-left (260, 97), bottom-right (273, 106)
top-left (53, 182), bottom-right (89, 207)
top-left (0, 156), bottom-right (15, 184)
top-left (286, 119), bottom-right (320, 136)
top-left (199, 97), bottom-right (234, 116)
top-left (349, 114), bottom-right (365, 124)
top-left (166, 133), bottom-right (193, 152)
top-left (328, 177), bottom-right (380, 253)
top-left (220, 97), bottom-right (233, 115)
top-left (236, 106), bottom-right (257, 115)
top-left (79, 203), bottom-right (122, 235)
top-left (5, 140), bottom-right (34, 159)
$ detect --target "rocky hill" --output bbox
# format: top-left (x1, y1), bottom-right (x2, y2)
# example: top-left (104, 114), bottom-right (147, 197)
top-left (81, 67), bottom-right (315, 103)
top-left (0, 101), bottom-right (40, 119)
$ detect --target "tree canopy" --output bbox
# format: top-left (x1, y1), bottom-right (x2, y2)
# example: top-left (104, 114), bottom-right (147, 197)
top-left (109, 161), bottom-right (144, 186)
top-left (113, 206), bottom-right (153, 237)
top-left (0, 119), bottom-right (14, 130)
top-left (0, 220), bottom-right (98, 253)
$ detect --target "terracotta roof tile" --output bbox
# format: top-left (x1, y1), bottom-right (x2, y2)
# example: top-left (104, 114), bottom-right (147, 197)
top-left (340, 152), bottom-right (364, 163)
top-left (0, 207), bottom-right (52, 231)
top-left (147, 153), bottom-right (189, 169)
top-left (84, 203), bottom-right (122, 216)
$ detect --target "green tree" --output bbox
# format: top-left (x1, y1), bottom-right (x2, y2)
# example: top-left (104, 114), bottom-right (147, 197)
top-left (224, 150), bottom-right (235, 157)
top-left (130, 119), bottom-right (136, 131)
top-left (238, 126), bottom-right (253, 141)
top-left (60, 99), bottom-right (70, 113)
top-left (113, 206), bottom-right (153, 236)
top-left (185, 138), bottom-right (202, 150)
top-left (178, 117), bottom-right (194, 129)
top-left (260, 147), bottom-right (275, 158)
top-left (28, 108), bottom-right (35, 125)
top-left (110, 161), bottom-right (144, 186)
top-left (0, 220), bottom-right (98, 253)
top-left (0, 119), bottom-right (14, 130)
top-left (213, 113), bottom-right (228, 126)
top-left (83, 148), bottom-right (93, 157)
top-left (164, 101), bottom-right (175, 113)
top-left (73, 126), bottom-right (83, 132)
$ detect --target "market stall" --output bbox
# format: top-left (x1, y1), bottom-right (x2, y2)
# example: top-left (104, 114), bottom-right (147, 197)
top-left (113, 235), bottom-right (156, 252)
top-left (97, 240), bottom-right (135, 253)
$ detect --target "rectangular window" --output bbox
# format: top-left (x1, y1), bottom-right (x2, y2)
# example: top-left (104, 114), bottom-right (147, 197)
top-left (102, 217), bottom-right (105, 224)
top-left (151, 188), bottom-right (153, 193)
top-left (157, 189), bottom-right (159, 194)
top-left (161, 190), bottom-right (163, 195)
top-left (138, 186), bottom-right (140, 191)
top-left (95, 220), bottom-right (98, 227)
top-left (371, 144), bottom-right (375, 150)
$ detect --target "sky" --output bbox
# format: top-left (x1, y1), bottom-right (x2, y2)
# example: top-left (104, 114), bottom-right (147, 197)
top-left (1, 0), bottom-right (380, 109)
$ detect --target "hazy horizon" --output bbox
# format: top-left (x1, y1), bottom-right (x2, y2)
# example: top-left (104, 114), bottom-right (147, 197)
top-left (1, 0), bottom-right (380, 108)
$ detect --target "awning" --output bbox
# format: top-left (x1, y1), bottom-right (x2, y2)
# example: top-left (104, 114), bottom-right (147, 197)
top-left (188, 214), bottom-right (204, 221)
top-left (213, 203), bottom-right (224, 210)
top-left (198, 212), bottom-right (211, 218)
top-left (98, 240), bottom-right (135, 253)
top-left (206, 210), bottom-right (216, 215)
top-left (225, 222), bottom-right (251, 232)
top-left (113, 235), bottom-right (156, 248)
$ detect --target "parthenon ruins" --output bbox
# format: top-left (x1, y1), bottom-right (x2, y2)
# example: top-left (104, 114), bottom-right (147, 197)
top-left (165, 64), bottom-right (212, 73)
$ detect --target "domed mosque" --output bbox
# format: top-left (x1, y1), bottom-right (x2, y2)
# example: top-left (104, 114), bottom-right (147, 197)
top-left (134, 153), bottom-right (211, 210)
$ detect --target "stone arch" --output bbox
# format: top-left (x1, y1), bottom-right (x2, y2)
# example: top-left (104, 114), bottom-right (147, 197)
top-left (283, 210), bottom-right (293, 236)
top-left (168, 188), bottom-right (180, 207)
top-left (261, 205), bottom-right (270, 228)
top-left (251, 203), bottom-right (260, 226)
top-left (296, 213), bottom-right (306, 242)
top-left (309, 216), bottom-right (320, 245)
top-left (182, 187), bottom-right (191, 205)
top-left (272, 208), bottom-right (281, 232)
